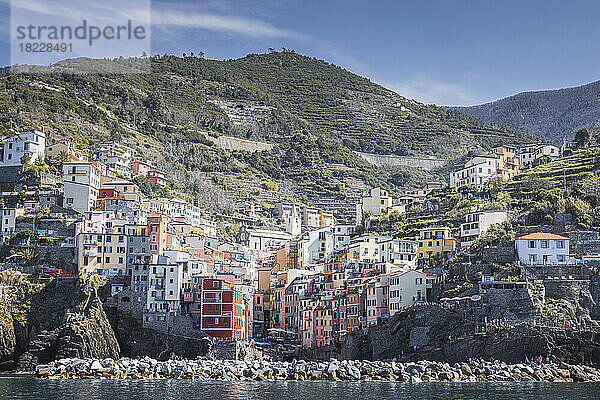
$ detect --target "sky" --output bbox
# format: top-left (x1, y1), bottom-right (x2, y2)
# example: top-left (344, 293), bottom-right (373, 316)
top-left (1, 0), bottom-right (600, 106)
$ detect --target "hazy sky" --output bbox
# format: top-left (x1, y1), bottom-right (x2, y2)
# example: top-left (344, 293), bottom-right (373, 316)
top-left (1, 0), bottom-right (599, 106)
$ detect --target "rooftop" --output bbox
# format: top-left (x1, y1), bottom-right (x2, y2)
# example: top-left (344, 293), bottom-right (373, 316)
top-left (516, 232), bottom-right (569, 240)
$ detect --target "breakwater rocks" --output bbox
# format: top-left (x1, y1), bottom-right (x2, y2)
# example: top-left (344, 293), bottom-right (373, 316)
top-left (35, 357), bottom-right (600, 382)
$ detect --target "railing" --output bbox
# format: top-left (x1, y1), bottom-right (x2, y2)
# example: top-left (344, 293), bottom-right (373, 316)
top-left (203, 297), bottom-right (222, 304)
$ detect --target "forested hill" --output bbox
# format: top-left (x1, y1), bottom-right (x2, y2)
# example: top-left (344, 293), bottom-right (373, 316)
top-left (455, 79), bottom-right (600, 144)
top-left (149, 52), bottom-right (530, 157)
top-left (0, 52), bottom-right (531, 221)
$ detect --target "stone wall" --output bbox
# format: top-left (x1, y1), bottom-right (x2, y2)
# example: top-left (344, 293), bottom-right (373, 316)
top-left (521, 265), bottom-right (592, 281)
top-left (213, 136), bottom-right (274, 153)
top-left (354, 151), bottom-right (448, 171)
top-left (481, 285), bottom-right (536, 321)
top-left (480, 246), bottom-right (515, 265)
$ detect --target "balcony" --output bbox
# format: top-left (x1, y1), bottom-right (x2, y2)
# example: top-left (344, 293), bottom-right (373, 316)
top-left (203, 297), bottom-right (222, 304)
top-left (461, 227), bottom-right (480, 237)
top-left (152, 292), bottom-right (165, 301)
top-left (83, 249), bottom-right (98, 257)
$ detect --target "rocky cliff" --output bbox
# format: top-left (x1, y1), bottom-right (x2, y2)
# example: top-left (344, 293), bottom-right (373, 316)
top-left (0, 273), bottom-right (120, 371)
top-left (317, 303), bottom-right (600, 367)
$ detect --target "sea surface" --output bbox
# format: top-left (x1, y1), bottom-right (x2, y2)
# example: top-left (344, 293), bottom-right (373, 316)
top-left (1, 375), bottom-right (599, 400)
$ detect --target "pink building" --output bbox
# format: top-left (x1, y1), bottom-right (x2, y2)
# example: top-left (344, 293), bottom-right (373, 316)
top-left (130, 160), bottom-right (152, 177)
top-left (148, 170), bottom-right (167, 186)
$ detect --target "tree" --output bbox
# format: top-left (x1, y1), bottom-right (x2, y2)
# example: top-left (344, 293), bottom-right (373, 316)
top-left (472, 221), bottom-right (515, 250)
top-left (20, 153), bottom-right (31, 166)
top-left (574, 128), bottom-right (592, 148)
top-left (56, 150), bottom-right (70, 165)
top-left (482, 177), bottom-right (506, 199)
top-left (11, 248), bottom-right (38, 266)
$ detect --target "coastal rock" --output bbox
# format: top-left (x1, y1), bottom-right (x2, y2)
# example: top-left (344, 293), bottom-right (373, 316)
top-left (31, 357), bottom-right (600, 383)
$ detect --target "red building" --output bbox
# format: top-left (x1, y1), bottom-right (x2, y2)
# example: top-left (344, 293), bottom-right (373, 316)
top-left (185, 277), bottom-right (249, 339)
top-left (130, 160), bottom-right (152, 177)
top-left (148, 170), bottom-right (167, 187)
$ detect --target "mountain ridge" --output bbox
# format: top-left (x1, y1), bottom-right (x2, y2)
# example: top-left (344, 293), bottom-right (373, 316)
top-left (454, 79), bottom-right (600, 144)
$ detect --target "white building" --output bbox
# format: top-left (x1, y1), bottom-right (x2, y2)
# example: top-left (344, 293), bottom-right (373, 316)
top-left (356, 187), bottom-right (404, 225)
top-left (515, 232), bottom-right (574, 265)
top-left (297, 227), bottom-right (334, 268)
top-left (237, 227), bottom-right (292, 253)
top-left (146, 254), bottom-right (184, 318)
top-left (333, 224), bottom-right (355, 252)
top-left (102, 198), bottom-right (148, 225)
top-left (403, 182), bottom-right (443, 201)
top-left (0, 130), bottom-right (46, 166)
top-left (379, 238), bottom-right (418, 268)
top-left (450, 155), bottom-right (498, 189)
top-left (97, 142), bottom-right (133, 178)
top-left (347, 234), bottom-right (392, 264)
top-left (387, 269), bottom-right (428, 315)
top-left (63, 162), bottom-right (101, 213)
top-left (0, 208), bottom-right (25, 241)
top-left (460, 210), bottom-right (508, 248)
top-left (518, 144), bottom-right (561, 168)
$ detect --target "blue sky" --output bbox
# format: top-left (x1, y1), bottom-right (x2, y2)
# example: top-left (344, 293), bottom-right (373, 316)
top-left (1, 0), bottom-right (599, 106)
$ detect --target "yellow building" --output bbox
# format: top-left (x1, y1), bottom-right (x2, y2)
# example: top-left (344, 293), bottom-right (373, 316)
top-left (492, 145), bottom-right (520, 181)
top-left (78, 226), bottom-right (128, 275)
top-left (417, 227), bottom-right (456, 260)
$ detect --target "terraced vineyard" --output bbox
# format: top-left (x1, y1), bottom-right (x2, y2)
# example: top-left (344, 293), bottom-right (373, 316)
top-left (1, 52), bottom-right (532, 221)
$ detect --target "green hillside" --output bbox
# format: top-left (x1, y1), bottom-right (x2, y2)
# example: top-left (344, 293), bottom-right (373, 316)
top-left (455, 80), bottom-right (600, 144)
top-left (0, 52), bottom-right (531, 221)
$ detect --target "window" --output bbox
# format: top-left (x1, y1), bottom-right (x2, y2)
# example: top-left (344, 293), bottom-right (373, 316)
top-left (556, 240), bottom-right (565, 249)
top-left (541, 240), bottom-right (548, 249)
top-left (528, 240), bottom-right (536, 248)
top-left (528, 254), bottom-right (537, 264)
top-left (66, 198), bottom-right (74, 205)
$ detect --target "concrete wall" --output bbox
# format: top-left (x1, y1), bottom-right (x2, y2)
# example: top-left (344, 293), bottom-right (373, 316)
top-left (355, 151), bottom-right (448, 171)
top-left (213, 136), bottom-right (274, 153)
